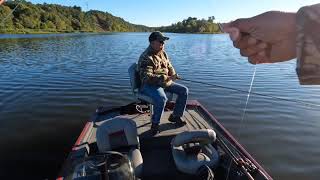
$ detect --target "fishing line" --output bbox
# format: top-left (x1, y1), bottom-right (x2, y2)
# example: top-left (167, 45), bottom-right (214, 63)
top-left (238, 65), bottom-right (257, 137)
top-left (223, 64), bottom-right (257, 180)
top-left (180, 78), bottom-right (320, 108)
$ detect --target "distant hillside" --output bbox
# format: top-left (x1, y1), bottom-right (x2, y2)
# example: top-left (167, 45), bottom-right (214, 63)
top-left (0, 0), bottom-right (153, 33)
top-left (0, 1), bottom-right (220, 34)
top-left (156, 16), bottom-right (221, 34)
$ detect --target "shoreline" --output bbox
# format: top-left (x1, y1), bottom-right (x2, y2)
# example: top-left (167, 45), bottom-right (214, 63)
top-left (0, 29), bottom-right (224, 35)
top-left (0, 30), bottom-right (223, 35)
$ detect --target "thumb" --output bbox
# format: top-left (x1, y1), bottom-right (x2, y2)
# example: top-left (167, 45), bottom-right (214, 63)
top-left (221, 23), bottom-right (240, 41)
top-left (230, 18), bottom-right (254, 33)
top-left (223, 18), bottom-right (254, 41)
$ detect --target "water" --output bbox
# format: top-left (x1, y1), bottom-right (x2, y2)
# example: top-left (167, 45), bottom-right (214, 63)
top-left (0, 33), bottom-right (320, 180)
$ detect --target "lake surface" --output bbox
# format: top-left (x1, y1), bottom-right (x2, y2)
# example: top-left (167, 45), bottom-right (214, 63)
top-left (0, 33), bottom-right (320, 179)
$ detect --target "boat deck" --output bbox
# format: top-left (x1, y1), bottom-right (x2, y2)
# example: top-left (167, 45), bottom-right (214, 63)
top-left (89, 105), bottom-right (222, 180)
top-left (92, 108), bottom-right (211, 141)
top-left (59, 101), bottom-right (272, 180)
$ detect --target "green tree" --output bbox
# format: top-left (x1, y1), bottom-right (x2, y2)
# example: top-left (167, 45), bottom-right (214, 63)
top-left (0, 1), bottom-right (151, 33)
top-left (45, 20), bottom-right (55, 29)
top-left (0, 5), bottom-right (14, 30)
top-left (157, 16), bottom-right (220, 34)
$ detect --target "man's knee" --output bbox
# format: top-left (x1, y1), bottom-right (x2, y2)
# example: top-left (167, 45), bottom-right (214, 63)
top-left (161, 95), bottom-right (168, 104)
top-left (156, 95), bottom-right (168, 105)
top-left (184, 86), bottom-right (189, 95)
top-left (180, 86), bottom-right (189, 96)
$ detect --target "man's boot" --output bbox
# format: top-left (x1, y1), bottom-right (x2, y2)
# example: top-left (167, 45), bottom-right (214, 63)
top-left (168, 114), bottom-right (186, 126)
top-left (151, 123), bottom-right (160, 135)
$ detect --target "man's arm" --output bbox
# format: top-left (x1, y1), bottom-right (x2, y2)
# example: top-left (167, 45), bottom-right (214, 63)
top-left (167, 60), bottom-right (176, 77)
top-left (163, 51), bottom-right (176, 76)
top-left (296, 3), bottom-right (320, 84)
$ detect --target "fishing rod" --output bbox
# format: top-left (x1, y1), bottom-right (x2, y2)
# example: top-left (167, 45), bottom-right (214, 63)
top-left (180, 78), bottom-right (320, 108)
top-left (187, 108), bottom-right (269, 180)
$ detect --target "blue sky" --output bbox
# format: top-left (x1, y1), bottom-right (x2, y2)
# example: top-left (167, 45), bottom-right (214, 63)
top-left (29, 0), bottom-right (319, 27)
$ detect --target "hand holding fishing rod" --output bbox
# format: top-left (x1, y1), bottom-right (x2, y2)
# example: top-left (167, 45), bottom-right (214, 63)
top-left (164, 74), bottom-right (182, 84)
top-left (168, 74), bottom-right (182, 81)
top-left (220, 11), bottom-right (297, 64)
top-left (220, 4), bottom-right (320, 85)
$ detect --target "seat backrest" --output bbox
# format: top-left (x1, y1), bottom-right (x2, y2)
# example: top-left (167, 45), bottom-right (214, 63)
top-left (128, 63), bottom-right (141, 95)
top-left (171, 129), bottom-right (219, 174)
top-left (96, 117), bottom-right (139, 152)
top-left (172, 129), bottom-right (216, 147)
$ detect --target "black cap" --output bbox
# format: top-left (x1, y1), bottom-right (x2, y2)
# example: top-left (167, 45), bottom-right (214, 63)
top-left (149, 31), bottom-right (169, 42)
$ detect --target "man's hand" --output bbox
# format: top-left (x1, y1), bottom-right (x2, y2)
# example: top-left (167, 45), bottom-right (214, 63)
top-left (159, 74), bottom-right (168, 82)
top-left (223, 11), bottom-right (297, 64)
top-left (168, 74), bottom-right (181, 81)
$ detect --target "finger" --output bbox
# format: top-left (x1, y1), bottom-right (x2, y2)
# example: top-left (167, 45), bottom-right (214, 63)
top-left (230, 18), bottom-right (253, 33)
top-left (220, 22), bottom-right (231, 29)
top-left (248, 52), bottom-right (270, 64)
top-left (233, 35), bottom-right (258, 49)
top-left (223, 27), bottom-right (240, 41)
top-left (240, 48), bottom-right (259, 57)
top-left (239, 42), bottom-right (268, 57)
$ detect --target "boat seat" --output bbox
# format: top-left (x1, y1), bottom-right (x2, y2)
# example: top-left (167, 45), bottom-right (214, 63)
top-left (96, 117), bottom-right (143, 178)
top-left (171, 129), bottom-right (220, 175)
top-left (128, 63), bottom-right (154, 104)
top-left (128, 63), bottom-right (174, 115)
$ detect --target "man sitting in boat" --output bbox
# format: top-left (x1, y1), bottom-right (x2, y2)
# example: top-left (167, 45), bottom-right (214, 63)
top-left (137, 31), bottom-right (188, 134)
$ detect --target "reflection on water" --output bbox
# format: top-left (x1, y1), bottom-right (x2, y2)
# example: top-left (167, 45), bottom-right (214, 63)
top-left (0, 33), bottom-right (320, 179)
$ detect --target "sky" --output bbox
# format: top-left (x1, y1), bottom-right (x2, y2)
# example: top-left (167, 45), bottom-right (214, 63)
top-left (29, 0), bottom-right (319, 27)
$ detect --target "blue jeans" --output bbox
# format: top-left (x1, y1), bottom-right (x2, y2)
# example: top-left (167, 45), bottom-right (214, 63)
top-left (140, 82), bottom-right (189, 124)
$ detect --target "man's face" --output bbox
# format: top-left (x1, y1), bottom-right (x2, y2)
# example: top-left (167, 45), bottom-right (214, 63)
top-left (151, 40), bottom-right (165, 52)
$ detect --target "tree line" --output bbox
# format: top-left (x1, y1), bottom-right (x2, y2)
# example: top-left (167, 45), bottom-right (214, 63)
top-left (0, 0), bottom-right (151, 33)
top-left (0, 1), bottom-right (220, 34)
top-left (157, 16), bottom-right (221, 33)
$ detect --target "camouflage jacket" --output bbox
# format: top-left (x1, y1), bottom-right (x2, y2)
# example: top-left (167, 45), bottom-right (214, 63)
top-left (296, 3), bottom-right (320, 85)
top-left (137, 46), bottom-right (176, 88)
